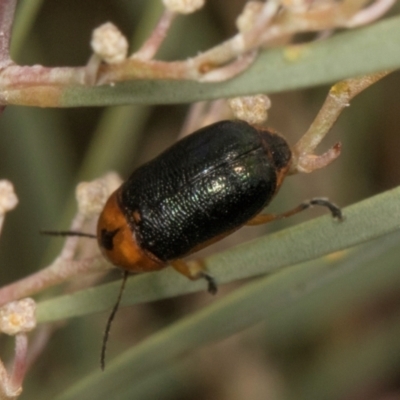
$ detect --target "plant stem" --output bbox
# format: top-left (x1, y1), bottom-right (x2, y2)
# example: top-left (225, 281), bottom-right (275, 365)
top-left (0, 0), bottom-right (16, 67)
top-left (0, 256), bottom-right (108, 307)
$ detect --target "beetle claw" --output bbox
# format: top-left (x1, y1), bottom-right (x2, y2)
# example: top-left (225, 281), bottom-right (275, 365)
top-left (202, 272), bottom-right (218, 295)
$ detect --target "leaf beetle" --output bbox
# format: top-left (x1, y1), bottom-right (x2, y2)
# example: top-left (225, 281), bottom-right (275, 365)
top-left (97, 118), bottom-right (341, 291)
top-left (44, 117), bottom-right (342, 369)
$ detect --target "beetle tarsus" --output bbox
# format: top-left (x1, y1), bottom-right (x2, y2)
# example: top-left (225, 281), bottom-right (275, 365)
top-left (201, 272), bottom-right (218, 295)
top-left (247, 196), bottom-right (343, 226)
top-left (170, 259), bottom-right (217, 293)
top-left (305, 198), bottom-right (343, 221)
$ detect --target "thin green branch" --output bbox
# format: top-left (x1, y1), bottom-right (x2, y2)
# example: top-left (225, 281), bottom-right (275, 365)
top-left (53, 226), bottom-right (400, 400)
top-left (37, 183), bottom-right (400, 322)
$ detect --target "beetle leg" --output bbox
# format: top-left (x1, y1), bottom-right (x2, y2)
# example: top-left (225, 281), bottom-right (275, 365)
top-left (170, 259), bottom-right (218, 294)
top-left (246, 197), bottom-right (343, 226)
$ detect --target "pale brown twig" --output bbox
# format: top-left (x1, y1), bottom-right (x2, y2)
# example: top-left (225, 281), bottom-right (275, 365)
top-left (0, 298), bottom-right (36, 399)
top-left (132, 9), bottom-right (177, 61)
top-left (345, 0), bottom-right (396, 27)
top-left (8, 334), bottom-right (28, 396)
top-left (0, 256), bottom-right (108, 307)
top-left (291, 71), bottom-right (392, 173)
top-left (0, 0), bottom-right (17, 68)
top-left (0, 175), bottom-right (121, 306)
top-left (0, 338), bottom-right (26, 399)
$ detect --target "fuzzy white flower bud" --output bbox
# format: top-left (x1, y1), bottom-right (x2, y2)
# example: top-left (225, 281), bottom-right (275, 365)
top-left (76, 179), bottom-right (109, 217)
top-left (228, 95), bottom-right (271, 125)
top-left (0, 298), bottom-right (36, 336)
top-left (0, 180), bottom-right (18, 215)
top-left (91, 22), bottom-right (128, 64)
top-left (101, 172), bottom-right (123, 195)
top-left (163, 0), bottom-right (205, 14)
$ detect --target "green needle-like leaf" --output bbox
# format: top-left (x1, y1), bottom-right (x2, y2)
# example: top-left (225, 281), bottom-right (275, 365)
top-left (53, 220), bottom-right (400, 400)
top-left (37, 184), bottom-right (400, 322)
top-left (61, 16), bottom-right (400, 107)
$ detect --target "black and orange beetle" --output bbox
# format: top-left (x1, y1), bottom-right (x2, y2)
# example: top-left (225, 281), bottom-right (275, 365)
top-left (44, 118), bottom-right (342, 368)
top-left (97, 120), bottom-right (292, 291)
top-left (97, 119), bottom-right (341, 291)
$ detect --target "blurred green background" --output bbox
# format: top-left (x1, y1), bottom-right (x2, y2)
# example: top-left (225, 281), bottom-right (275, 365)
top-left (1, 0), bottom-right (400, 399)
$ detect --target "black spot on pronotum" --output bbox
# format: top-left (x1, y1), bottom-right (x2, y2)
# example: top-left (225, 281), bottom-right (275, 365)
top-left (100, 228), bottom-right (120, 251)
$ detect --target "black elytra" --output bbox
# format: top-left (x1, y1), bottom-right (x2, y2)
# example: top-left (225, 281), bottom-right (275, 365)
top-left (117, 120), bottom-right (292, 261)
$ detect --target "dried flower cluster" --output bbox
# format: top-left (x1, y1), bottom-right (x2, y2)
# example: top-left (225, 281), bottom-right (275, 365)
top-left (0, 0), bottom-right (394, 106)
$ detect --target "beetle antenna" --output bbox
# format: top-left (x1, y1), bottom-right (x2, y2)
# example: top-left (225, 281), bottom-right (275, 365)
top-left (40, 230), bottom-right (96, 239)
top-left (101, 270), bottom-right (129, 371)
